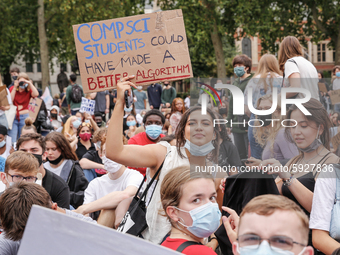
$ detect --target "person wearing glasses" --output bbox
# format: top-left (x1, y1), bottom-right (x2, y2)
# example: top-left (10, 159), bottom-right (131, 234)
top-left (0, 151), bottom-right (40, 189)
top-left (223, 194), bottom-right (313, 255)
top-left (16, 133), bottom-right (70, 209)
top-left (75, 122), bottom-right (96, 160)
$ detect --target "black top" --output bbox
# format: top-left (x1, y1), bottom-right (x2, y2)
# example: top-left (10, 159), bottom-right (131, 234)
top-left (42, 169), bottom-right (70, 209)
top-left (76, 140), bottom-right (96, 160)
top-left (82, 150), bottom-right (102, 164)
top-left (219, 139), bottom-right (242, 173)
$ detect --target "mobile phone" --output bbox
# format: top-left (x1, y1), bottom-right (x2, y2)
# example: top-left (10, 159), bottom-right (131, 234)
top-left (241, 159), bottom-right (250, 164)
top-left (124, 90), bottom-right (133, 109)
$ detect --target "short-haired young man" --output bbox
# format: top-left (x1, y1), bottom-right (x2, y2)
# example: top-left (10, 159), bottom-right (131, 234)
top-left (227, 54), bottom-right (253, 160)
top-left (127, 109), bottom-right (165, 175)
top-left (0, 182), bottom-right (96, 254)
top-left (223, 194), bottom-right (313, 255)
top-left (16, 133), bottom-right (70, 208)
top-left (66, 73), bottom-right (84, 115)
top-left (8, 67), bottom-right (20, 89)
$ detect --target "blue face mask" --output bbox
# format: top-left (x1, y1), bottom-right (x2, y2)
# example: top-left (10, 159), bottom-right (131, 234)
top-left (336, 72), bottom-right (340, 78)
top-left (176, 202), bottom-right (221, 238)
top-left (0, 139), bottom-right (6, 148)
top-left (145, 125), bottom-right (162, 139)
top-left (184, 139), bottom-right (215, 156)
top-left (73, 119), bottom-right (82, 129)
top-left (127, 120), bottom-right (136, 127)
top-left (124, 107), bottom-right (132, 112)
top-left (84, 119), bottom-right (90, 123)
top-left (19, 83), bottom-right (28, 89)
top-left (237, 241), bottom-right (303, 255)
top-left (234, 66), bottom-right (246, 77)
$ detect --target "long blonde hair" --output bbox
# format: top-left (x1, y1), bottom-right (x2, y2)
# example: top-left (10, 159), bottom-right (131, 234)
top-left (62, 116), bottom-right (77, 136)
top-left (253, 54), bottom-right (282, 92)
top-left (278, 36), bottom-right (303, 72)
top-left (253, 94), bottom-right (283, 151)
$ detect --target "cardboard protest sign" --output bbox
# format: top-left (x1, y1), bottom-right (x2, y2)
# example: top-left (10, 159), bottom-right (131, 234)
top-left (330, 89), bottom-right (340, 104)
top-left (79, 97), bottom-right (96, 115)
top-left (0, 86), bottom-right (9, 106)
top-left (73, 9), bottom-right (193, 94)
top-left (18, 205), bottom-right (180, 255)
top-left (318, 82), bottom-right (328, 93)
top-left (28, 97), bottom-right (42, 122)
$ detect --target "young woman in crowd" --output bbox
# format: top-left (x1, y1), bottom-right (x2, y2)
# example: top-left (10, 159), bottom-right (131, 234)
top-left (244, 53), bottom-right (282, 159)
top-left (50, 105), bottom-right (62, 130)
top-left (247, 94), bottom-right (299, 164)
top-left (169, 97), bottom-right (185, 134)
top-left (331, 112), bottom-right (340, 127)
top-left (261, 98), bottom-right (339, 248)
top-left (63, 116), bottom-right (80, 137)
top-left (75, 122), bottom-right (96, 160)
top-left (34, 100), bottom-right (55, 136)
top-left (124, 114), bottom-right (138, 139)
top-left (8, 72), bottom-right (39, 142)
top-left (160, 166), bottom-right (221, 254)
top-left (278, 36), bottom-right (319, 100)
top-left (102, 75), bottom-right (221, 244)
top-left (44, 132), bottom-right (89, 209)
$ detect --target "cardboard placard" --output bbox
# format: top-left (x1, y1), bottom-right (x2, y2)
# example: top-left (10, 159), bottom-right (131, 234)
top-left (330, 89), bottom-right (340, 105)
top-left (0, 86), bottom-right (9, 106)
top-left (28, 97), bottom-right (42, 122)
top-left (79, 97), bottom-right (96, 115)
top-left (318, 82), bottom-right (328, 93)
top-left (18, 205), bottom-right (180, 255)
top-left (73, 9), bottom-right (193, 94)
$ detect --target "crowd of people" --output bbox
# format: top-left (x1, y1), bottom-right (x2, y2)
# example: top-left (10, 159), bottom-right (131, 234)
top-left (1, 35), bottom-right (340, 255)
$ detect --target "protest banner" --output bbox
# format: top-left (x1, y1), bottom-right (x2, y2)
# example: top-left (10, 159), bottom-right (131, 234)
top-left (330, 89), bottom-right (340, 104)
top-left (0, 86), bottom-right (9, 106)
top-left (28, 97), bottom-right (43, 122)
top-left (79, 97), bottom-right (96, 115)
top-left (318, 82), bottom-right (328, 93)
top-left (18, 205), bottom-right (180, 255)
top-left (73, 9), bottom-right (193, 94)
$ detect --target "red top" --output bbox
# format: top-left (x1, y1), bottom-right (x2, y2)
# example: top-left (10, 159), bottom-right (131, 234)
top-left (9, 86), bottom-right (33, 114)
top-left (161, 238), bottom-right (217, 255)
top-left (127, 132), bottom-right (165, 176)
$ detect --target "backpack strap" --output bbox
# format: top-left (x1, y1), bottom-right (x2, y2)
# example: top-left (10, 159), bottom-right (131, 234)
top-left (176, 241), bottom-right (201, 252)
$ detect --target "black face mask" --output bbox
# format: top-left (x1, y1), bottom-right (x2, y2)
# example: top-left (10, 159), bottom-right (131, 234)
top-left (51, 113), bottom-right (58, 119)
top-left (219, 108), bottom-right (227, 115)
top-left (257, 114), bottom-right (272, 127)
top-left (47, 154), bottom-right (64, 165)
top-left (32, 153), bottom-right (43, 167)
top-left (96, 122), bottom-right (102, 127)
top-left (12, 76), bottom-right (17, 81)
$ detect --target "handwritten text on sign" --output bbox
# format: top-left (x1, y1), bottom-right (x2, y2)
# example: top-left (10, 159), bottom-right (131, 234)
top-left (73, 9), bottom-right (193, 93)
top-left (79, 97), bottom-right (96, 115)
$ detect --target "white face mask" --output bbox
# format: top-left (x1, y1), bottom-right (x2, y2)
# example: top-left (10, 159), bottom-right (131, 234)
top-left (102, 156), bottom-right (122, 173)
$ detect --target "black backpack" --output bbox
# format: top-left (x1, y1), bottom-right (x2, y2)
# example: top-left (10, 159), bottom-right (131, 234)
top-left (71, 84), bottom-right (82, 103)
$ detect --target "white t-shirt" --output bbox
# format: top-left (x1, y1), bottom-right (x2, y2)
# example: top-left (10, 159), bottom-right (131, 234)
top-left (0, 88), bottom-right (12, 116)
top-left (43, 159), bottom-right (68, 176)
top-left (284, 56), bottom-right (319, 100)
top-left (83, 168), bottom-right (143, 204)
top-left (184, 97), bottom-right (190, 108)
top-left (0, 136), bottom-right (12, 159)
top-left (310, 165), bottom-right (336, 231)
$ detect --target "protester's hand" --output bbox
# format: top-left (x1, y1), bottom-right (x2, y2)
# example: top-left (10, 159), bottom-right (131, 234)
top-left (116, 75), bottom-right (136, 105)
top-left (0, 106), bottom-right (7, 111)
top-left (14, 80), bottom-right (19, 88)
top-left (105, 108), bottom-right (109, 114)
top-left (245, 157), bottom-right (262, 167)
top-left (84, 112), bottom-right (92, 120)
top-left (166, 102), bottom-right (170, 108)
top-left (219, 178), bottom-right (226, 193)
top-left (206, 238), bottom-right (219, 251)
top-left (261, 158), bottom-right (291, 179)
top-left (222, 206), bottom-right (239, 244)
top-left (75, 205), bottom-right (88, 215)
top-left (150, 105), bottom-right (154, 110)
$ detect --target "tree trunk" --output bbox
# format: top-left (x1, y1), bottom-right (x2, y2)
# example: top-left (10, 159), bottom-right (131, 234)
top-left (37, 0), bottom-right (50, 90)
top-left (210, 21), bottom-right (226, 79)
